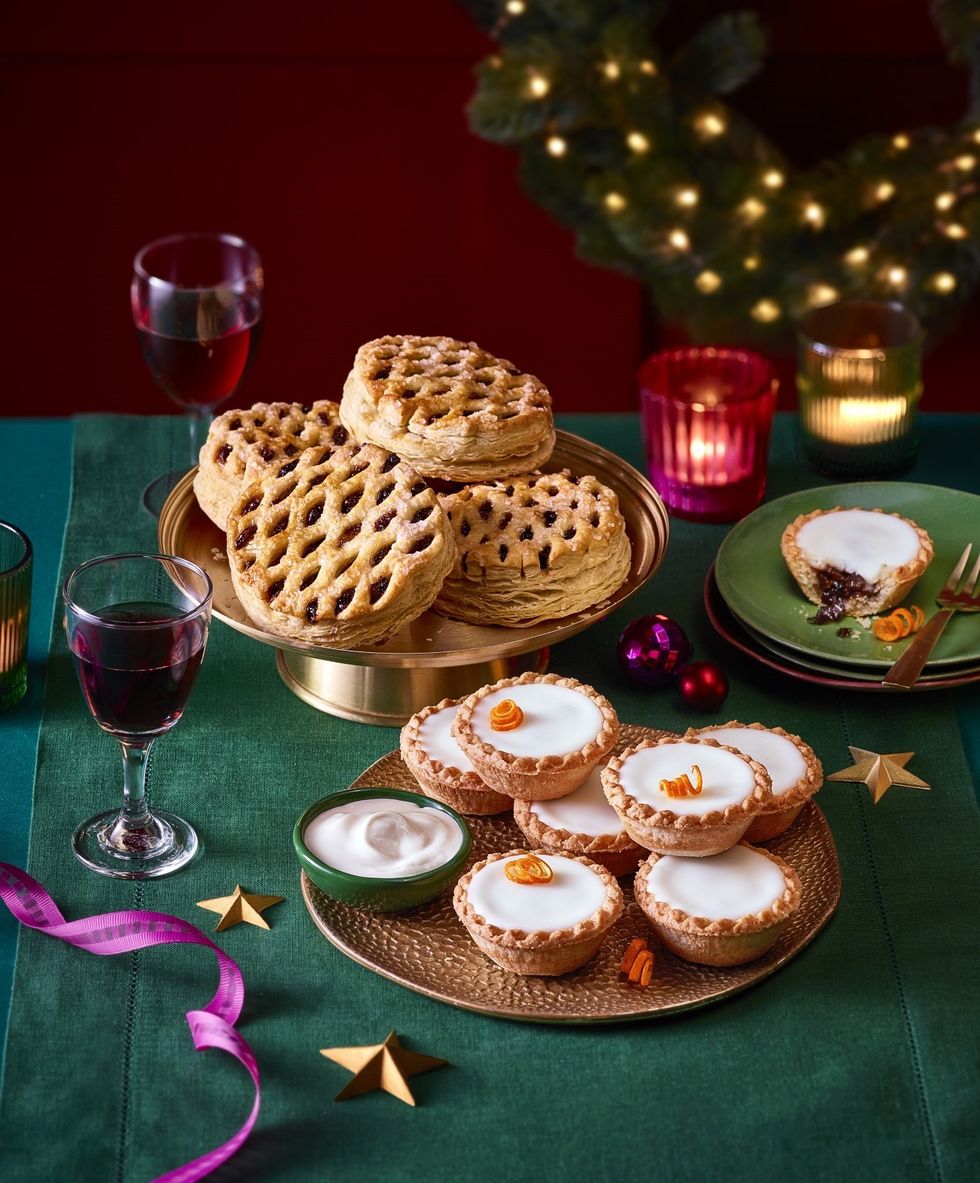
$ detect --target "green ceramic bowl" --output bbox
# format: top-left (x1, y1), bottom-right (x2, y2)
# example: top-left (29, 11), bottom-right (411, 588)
top-left (293, 787), bottom-right (472, 912)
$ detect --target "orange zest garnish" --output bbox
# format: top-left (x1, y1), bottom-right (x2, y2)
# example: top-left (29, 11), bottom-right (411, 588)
top-left (490, 698), bottom-right (524, 731)
top-left (658, 764), bottom-right (703, 798)
top-left (620, 937), bottom-right (656, 986)
top-left (504, 854), bottom-right (553, 885)
top-left (872, 605), bottom-right (924, 642)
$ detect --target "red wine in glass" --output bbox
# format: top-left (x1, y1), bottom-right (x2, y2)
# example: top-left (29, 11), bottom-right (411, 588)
top-left (68, 601), bottom-right (208, 738)
top-left (132, 232), bottom-right (264, 516)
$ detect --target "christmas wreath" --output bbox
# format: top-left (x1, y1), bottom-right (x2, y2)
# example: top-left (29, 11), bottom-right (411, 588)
top-left (458, 0), bottom-right (980, 343)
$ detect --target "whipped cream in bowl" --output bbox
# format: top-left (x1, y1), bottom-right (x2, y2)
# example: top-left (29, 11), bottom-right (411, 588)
top-left (294, 788), bottom-right (472, 912)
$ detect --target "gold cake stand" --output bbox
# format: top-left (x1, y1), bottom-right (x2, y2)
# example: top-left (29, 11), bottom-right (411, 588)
top-left (299, 726), bottom-right (842, 1023)
top-left (157, 430), bottom-right (669, 725)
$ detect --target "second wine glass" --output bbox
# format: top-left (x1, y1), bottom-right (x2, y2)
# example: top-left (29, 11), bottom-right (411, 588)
top-left (132, 232), bottom-right (263, 516)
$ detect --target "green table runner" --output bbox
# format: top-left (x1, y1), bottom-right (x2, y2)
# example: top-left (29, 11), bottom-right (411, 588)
top-left (2, 414), bottom-right (979, 1181)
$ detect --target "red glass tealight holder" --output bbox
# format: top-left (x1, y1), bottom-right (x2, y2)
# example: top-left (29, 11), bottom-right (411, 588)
top-left (639, 347), bottom-right (778, 523)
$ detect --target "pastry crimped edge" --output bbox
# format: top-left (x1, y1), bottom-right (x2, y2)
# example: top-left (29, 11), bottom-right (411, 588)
top-left (685, 721), bottom-right (823, 843)
top-left (633, 843), bottom-right (802, 966)
top-left (453, 848), bottom-right (624, 975)
top-left (512, 795), bottom-right (644, 877)
top-left (780, 506), bottom-right (934, 616)
top-left (400, 698), bottom-right (513, 816)
top-left (601, 736), bottom-right (772, 856)
top-left (452, 672), bottom-right (620, 801)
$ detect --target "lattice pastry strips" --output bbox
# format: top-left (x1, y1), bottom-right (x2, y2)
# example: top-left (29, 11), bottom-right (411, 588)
top-left (226, 442), bottom-right (456, 648)
top-left (340, 335), bottom-right (556, 481)
top-left (194, 400), bottom-right (351, 528)
top-left (434, 470), bottom-right (632, 627)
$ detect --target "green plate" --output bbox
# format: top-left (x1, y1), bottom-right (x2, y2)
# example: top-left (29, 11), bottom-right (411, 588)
top-left (715, 482), bottom-right (980, 669)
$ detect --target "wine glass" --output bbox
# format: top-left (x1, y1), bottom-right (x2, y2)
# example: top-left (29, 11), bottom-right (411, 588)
top-left (131, 232), bottom-right (263, 517)
top-left (63, 553), bottom-right (213, 878)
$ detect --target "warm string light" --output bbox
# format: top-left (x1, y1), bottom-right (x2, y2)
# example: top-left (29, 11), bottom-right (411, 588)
top-left (942, 222), bottom-right (968, 239)
top-left (546, 135), bottom-right (567, 157)
top-left (845, 245), bottom-right (870, 266)
top-left (639, 59), bottom-right (657, 76)
top-left (935, 191), bottom-right (957, 211)
top-left (694, 270), bottom-right (721, 293)
top-left (807, 283), bottom-right (839, 308)
top-left (762, 169), bottom-right (784, 189)
top-left (739, 197), bottom-right (767, 222)
top-left (695, 111), bottom-right (726, 138)
top-left (874, 180), bottom-right (896, 202)
top-left (954, 154), bottom-right (976, 171)
top-left (667, 228), bottom-right (690, 251)
top-left (602, 60), bottom-right (621, 80)
top-left (505, 0), bottom-right (525, 13)
top-left (626, 131), bottom-right (650, 154)
top-left (675, 186), bottom-right (699, 208)
top-left (892, 132), bottom-right (911, 150)
top-left (743, 255), bottom-right (760, 271)
top-left (930, 271), bottom-right (957, 292)
top-left (972, 129), bottom-right (980, 145)
top-left (527, 72), bottom-right (550, 99)
top-left (751, 298), bottom-right (780, 322)
top-left (604, 191), bottom-right (627, 213)
top-left (803, 201), bottom-right (826, 229)
top-left (885, 265), bottom-right (908, 288)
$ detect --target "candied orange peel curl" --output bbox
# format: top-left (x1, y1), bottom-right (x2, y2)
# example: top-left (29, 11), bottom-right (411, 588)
top-left (619, 938), bottom-right (655, 987)
top-left (872, 605), bottom-right (924, 642)
top-left (490, 698), bottom-right (524, 731)
top-left (504, 854), bottom-right (553, 885)
top-left (658, 764), bottom-right (703, 798)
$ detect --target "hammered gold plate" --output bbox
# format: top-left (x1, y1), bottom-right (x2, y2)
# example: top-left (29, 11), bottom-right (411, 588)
top-left (157, 430), bottom-right (669, 669)
top-left (300, 724), bottom-right (841, 1023)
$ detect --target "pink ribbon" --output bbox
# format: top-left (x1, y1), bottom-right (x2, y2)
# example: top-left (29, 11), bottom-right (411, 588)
top-left (0, 862), bottom-right (260, 1182)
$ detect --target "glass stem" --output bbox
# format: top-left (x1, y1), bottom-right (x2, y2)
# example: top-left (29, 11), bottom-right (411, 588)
top-left (119, 739), bottom-right (153, 832)
top-left (187, 409), bottom-right (208, 467)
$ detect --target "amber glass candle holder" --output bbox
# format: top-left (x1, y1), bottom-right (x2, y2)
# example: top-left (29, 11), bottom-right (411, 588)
top-left (797, 301), bottom-right (923, 478)
top-left (0, 521), bottom-right (32, 710)
top-left (639, 347), bottom-right (778, 523)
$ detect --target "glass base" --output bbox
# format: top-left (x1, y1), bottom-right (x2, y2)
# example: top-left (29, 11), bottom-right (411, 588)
top-left (72, 807), bottom-right (199, 879)
top-left (142, 470), bottom-right (191, 519)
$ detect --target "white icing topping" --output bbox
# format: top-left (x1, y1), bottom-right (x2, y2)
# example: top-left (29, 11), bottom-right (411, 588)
top-left (698, 727), bottom-right (807, 801)
top-left (467, 854), bottom-right (607, 932)
top-left (796, 509), bottom-right (920, 583)
top-left (617, 742), bottom-right (757, 816)
top-left (304, 797), bottom-right (463, 878)
top-left (418, 705), bottom-right (475, 774)
top-left (647, 846), bottom-right (787, 920)
top-left (470, 683), bottom-right (604, 758)
top-left (530, 765), bottom-right (625, 839)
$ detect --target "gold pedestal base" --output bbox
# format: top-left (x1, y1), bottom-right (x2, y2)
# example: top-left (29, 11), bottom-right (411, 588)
top-left (276, 648), bottom-right (551, 727)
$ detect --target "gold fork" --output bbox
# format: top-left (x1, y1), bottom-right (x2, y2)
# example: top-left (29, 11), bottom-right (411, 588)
top-left (882, 543), bottom-right (980, 689)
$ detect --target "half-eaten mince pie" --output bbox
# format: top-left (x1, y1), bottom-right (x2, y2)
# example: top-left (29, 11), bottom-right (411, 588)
top-left (194, 400), bottom-right (350, 528)
top-left (340, 335), bottom-right (556, 482)
top-left (226, 441), bottom-right (455, 648)
top-left (780, 507), bottom-right (933, 623)
top-left (434, 470), bottom-right (632, 627)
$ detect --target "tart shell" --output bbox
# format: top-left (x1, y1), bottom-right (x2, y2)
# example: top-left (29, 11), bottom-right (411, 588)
top-left (512, 797), bottom-right (644, 877)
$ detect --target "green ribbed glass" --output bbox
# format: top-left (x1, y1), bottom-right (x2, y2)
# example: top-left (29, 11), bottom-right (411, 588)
top-left (0, 521), bottom-right (32, 709)
top-left (797, 301), bottom-right (923, 477)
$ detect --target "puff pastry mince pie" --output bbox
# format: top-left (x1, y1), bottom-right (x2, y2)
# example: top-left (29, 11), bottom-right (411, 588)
top-left (194, 400), bottom-right (349, 528)
top-left (226, 441), bottom-right (454, 648)
top-left (435, 470), bottom-right (632, 627)
top-left (452, 673), bottom-right (619, 801)
top-left (453, 849), bottom-right (624, 975)
top-left (690, 722), bottom-right (823, 843)
top-left (634, 843), bottom-right (802, 967)
top-left (781, 507), bottom-right (933, 623)
top-left (340, 335), bottom-right (555, 482)
top-left (513, 765), bottom-right (644, 877)
top-left (601, 736), bottom-right (772, 857)
top-left (400, 698), bottom-right (512, 816)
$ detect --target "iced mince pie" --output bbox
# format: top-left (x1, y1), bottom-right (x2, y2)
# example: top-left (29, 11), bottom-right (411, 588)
top-left (781, 507), bottom-right (933, 623)
top-left (452, 673), bottom-right (619, 801)
top-left (633, 843), bottom-right (802, 967)
top-left (513, 765), bottom-right (644, 876)
top-left (400, 698), bottom-right (512, 816)
top-left (226, 441), bottom-right (455, 648)
top-left (434, 470), bottom-right (632, 627)
top-left (690, 722), bottom-right (823, 843)
top-left (194, 400), bottom-right (350, 528)
top-left (453, 849), bottom-right (624, 975)
top-left (339, 335), bottom-right (555, 482)
top-left (601, 737), bottom-right (772, 857)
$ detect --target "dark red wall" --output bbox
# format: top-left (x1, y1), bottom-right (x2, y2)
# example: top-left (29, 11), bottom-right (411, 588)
top-left (1, 2), bottom-right (975, 417)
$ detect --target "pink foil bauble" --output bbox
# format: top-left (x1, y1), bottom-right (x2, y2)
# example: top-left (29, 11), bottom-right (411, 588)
top-left (677, 660), bottom-right (730, 711)
top-left (616, 615), bottom-right (693, 689)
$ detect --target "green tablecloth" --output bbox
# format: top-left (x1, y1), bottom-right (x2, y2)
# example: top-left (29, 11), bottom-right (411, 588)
top-left (1, 413), bottom-right (979, 1182)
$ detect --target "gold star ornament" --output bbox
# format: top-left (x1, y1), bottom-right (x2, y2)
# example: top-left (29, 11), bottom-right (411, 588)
top-left (195, 885), bottom-right (285, 932)
top-left (321, 1031), bottom-right (447, 1106)
top-left (828, 746), bottom-right (931, 804)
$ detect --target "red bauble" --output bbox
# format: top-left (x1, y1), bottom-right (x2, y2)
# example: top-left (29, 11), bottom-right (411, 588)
top-left (677, 660), bottom-right (729, 711)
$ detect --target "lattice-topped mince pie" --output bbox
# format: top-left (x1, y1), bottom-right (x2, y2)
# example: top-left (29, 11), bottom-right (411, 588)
top-left (781, 507), bottom-right (933, 623)
top-left (226, 442), bottom-right (455, 648)
top-left (434, 470), bottom-right (632, 627)
top-left (339, 335), bottom-right (556, 482)
top-left (194, 400), bottom-right (350, 528)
